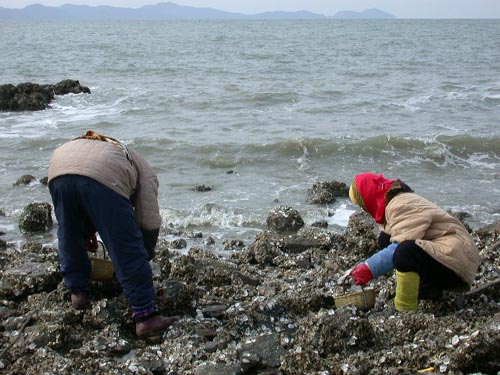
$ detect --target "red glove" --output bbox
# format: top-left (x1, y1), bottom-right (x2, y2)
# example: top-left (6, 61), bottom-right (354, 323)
top-left (351, 263), bottom-right (373, 286)
top-left (84, 233), bottom-right (98, 253)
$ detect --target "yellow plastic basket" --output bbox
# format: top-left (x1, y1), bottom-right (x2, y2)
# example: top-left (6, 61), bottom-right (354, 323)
top-left (90, 258), bottom-right (114, 281)
top-left (334, 287), bottom-right (376, 310)
top-left (90, 241), bottom-right (114, 281)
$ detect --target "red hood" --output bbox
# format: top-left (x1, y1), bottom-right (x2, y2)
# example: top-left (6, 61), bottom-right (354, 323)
top-left (354, 173), bottom-right (394, 224)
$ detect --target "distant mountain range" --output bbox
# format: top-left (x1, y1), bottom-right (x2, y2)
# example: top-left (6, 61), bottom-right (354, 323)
top-left (0, 2), bottom-right (396, 20)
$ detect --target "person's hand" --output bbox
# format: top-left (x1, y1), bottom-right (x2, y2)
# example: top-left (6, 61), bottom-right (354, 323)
top-left (84, 233), bottom-right (98, 253)
top-left (350, 263), bottom-right (373, 286)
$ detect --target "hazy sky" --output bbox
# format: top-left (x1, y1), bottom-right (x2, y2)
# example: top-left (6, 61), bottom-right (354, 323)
top-left (1, 0), bottom-right (500, 19)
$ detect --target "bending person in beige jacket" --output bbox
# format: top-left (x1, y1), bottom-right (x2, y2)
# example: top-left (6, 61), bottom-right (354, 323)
top-left (48, 131), bottom-right (178, 338)
top-left (348, 172), bottom-right (480, 311)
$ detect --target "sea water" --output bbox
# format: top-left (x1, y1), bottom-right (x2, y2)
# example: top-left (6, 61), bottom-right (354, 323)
top-left (1, 19), bottom-right (499, 247)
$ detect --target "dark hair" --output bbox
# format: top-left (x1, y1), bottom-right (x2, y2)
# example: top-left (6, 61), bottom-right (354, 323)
top-left (385, 179), bottom-right (413, 204)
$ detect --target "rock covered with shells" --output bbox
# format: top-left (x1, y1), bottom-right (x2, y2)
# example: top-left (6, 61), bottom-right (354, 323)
top-left (18, 202), bottom-right (53, 233)
top-left (266, 205), bottom-right (304, 233)
top-left (306, 180), bottom-right (350, 204)
top-left (1, 207), bottom-right (500, 374)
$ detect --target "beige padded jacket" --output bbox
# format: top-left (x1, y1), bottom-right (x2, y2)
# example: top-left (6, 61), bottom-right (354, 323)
top-left (383, 193), bottom-right (479, 285)
top-left (48, 138), bottom-right (162, 230)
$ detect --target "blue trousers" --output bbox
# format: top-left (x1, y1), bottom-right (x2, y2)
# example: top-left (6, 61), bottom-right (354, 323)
top-left (49, 175), bottom-right (155, 310)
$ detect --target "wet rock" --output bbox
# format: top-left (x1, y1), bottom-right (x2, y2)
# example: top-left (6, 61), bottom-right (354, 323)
top-left (240, 229), bottom-right (331, 267)
top-left (204, 339), bottom-right (228, 353)
top-left (238, 333), bottom-right (285, 371)
top-left (3, 314), bottom-right (33, 331)
top-left (240, 232), bottom-right (282, 266)
top-left (168, 238), bottom-right (187, 249)
top-left (464, 278), bottom-right (500, 300)
top-left (171, 252), bottom-right (261, 289)
top-left (307, 180), bottom-right (349, 204)
top-left (239, 351), bottom-right (260, 372)
top-left (266, 206), bottom-right (304, 233)
top-left (0, 306), bottom-right (16, 320)
top-left (223, 239), bottom-right (245, 250)
top-left (39, 177), bottom-right (49, 186)
top-left (0, 80), bottom-right (90, 111)
top-left (202, 304), bottom-right (227, 319)
top-left (321, 210), bottom-right (380, 260)
top-left (194, 362), bottom-right (241, 375)
top-left (447, 313), bottom-right (500, 374)
top-left (155, 280), bottom-right (198, 316)
top-left (311, 220), bottom-right (328, 228)
top-left (204, 236), bottom-right (215, 245)
top-left (170, 255), bottom-right (197, 282)
top-left (281, 350), bottom-right (323, 375)
top-left (193, 184), bottom-right (213, 192)
top-left (475, 220), bottom-right (500, 247)
top-left (0, 82), bottom-right (53, 111)
top-left (14, 175), bottom-right (36, 186)
top-left (347, 210), bottom-right (378, 238)
top-left (275, 233), bottom-right (329, 254)
top-left (152, 247), bottom-right (172, 280)
top-left (18, 202), bottom-right (53, 232)
top-left (282, 309), bottom-right (375, 374)
top-left (0, 261), bottom-right (60, 299)
top-left (278, 292), bottom-right (335, 315)
top-left (316, 309), bottom-right (375, 354)
top-left (52, 79), bottom-right (91, 96)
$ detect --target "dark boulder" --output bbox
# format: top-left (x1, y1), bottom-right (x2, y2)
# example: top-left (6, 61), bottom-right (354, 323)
top-left (18, 202), bottom-right (53, 232)
top-left (307, 180), bottom-right (349, 204)
top-left (52, 79), bottom-right (91, 95)
top-left (0, 80), bottom-right (90, 111)
top-left (266, 205), bottom-right (304, 233)
top-left (0, 261), bottom-right (61, 300)
top-left (14, 174), bottom-right (36, 186)
top-left (193, 184), bottom-right (213, 192)
top-left (0, 82), bottom-right (54, 111)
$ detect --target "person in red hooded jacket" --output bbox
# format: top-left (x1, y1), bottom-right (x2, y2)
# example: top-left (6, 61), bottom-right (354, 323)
top-left (348, 172), bottom-right (479, 311)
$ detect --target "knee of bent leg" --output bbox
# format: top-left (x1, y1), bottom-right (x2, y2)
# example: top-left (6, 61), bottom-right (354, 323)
top-left (393, 240), bottom-right (418, 272)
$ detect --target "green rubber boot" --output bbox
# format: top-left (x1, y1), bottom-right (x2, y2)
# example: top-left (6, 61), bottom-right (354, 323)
top-left (395, 271), bottom-right (420, 311)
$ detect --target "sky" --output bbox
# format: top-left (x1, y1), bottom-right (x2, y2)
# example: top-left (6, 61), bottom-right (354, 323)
top-left (1, 0), bottom-right (500, 19)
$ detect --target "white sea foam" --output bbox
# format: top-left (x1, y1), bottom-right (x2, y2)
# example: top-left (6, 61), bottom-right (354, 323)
top-left (390, 94), bottom-right (432, 112)
top-left (161, 205), bottom-right (264, 230)
top-left (482, 93), bottom-right (500, 101)
top-left (325, 204), bottom-right (356, 227)
top-left (446, 91), bottom-right (469, 100)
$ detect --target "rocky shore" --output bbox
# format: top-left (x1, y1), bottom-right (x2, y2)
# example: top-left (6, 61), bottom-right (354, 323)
top-left (1, 180), bottom-right (499, 375)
